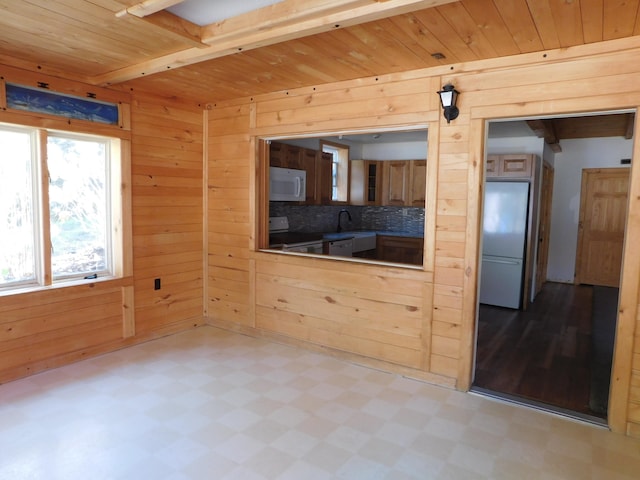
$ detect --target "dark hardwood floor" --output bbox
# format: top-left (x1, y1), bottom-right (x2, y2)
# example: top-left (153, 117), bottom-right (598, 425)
top-left (474, 282), bottom-right (608, 419)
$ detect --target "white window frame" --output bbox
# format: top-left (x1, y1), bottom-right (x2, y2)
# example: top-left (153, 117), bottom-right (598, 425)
top-left (0, 122), bottom-right (123, 292)
top-left (321, 140), bottom-right (350, 203)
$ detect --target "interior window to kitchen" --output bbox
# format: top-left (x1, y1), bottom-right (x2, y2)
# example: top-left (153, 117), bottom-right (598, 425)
top-left (262, 129), bottom-right (429, 267)
top-left (0, 123), bottom-right (123, 291)
top-left (321, 141), bottom-right (349, 203)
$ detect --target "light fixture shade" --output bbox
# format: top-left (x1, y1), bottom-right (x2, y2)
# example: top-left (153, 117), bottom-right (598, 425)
top-left (437, 83), bottom-right (460, 123)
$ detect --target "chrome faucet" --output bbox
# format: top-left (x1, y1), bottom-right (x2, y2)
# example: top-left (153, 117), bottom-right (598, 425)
top-left (337, 209), bottom-right (352, 233)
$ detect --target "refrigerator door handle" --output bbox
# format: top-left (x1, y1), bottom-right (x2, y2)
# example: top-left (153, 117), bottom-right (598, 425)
top-left (483, 257), bottom-right (521, 265)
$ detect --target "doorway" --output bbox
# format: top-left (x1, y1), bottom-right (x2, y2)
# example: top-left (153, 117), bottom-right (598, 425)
top-left (472, 112), bottom-right (634, 423)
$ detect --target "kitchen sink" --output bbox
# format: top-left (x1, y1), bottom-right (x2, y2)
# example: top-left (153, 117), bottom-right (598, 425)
top-left (323, 231), bottom-right (376, 253)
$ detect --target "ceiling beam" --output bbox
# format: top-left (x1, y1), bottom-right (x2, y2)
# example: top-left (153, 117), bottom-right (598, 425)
top-left (116, 0), bottom-right (186, 18)
top-left (96, 0), bottom-right (459, 85)
top-left (625, 113), bottom-right (635, 139)
top-left (526, 119), bottom-right (562, 152)
top-left (141, 11), bottom-right (208, 49)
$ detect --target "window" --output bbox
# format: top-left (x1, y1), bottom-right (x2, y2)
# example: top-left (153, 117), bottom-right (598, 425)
top-left (321, 141), bottom-right (349, 202)
top-left (0, 123), bottom-right (121, 290)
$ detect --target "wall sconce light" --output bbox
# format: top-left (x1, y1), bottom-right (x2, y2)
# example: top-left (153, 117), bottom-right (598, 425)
top-left (437, 83), bottom-right (460, 123)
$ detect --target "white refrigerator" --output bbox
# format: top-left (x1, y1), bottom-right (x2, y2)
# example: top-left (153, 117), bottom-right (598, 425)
top-left (480, 181), bottom-right (530, 309)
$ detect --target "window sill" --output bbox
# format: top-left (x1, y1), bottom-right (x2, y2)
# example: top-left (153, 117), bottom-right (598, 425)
top-left (0, 275), bottom-right (133, 297)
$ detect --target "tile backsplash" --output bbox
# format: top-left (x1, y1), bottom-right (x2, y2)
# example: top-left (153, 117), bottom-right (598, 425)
top-left (270, 203), bottom-right (425, 236)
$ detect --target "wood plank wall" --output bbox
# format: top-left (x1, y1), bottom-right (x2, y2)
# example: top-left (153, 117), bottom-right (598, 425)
top-left (0, 69), bottom-right (205, 383)
top-left (206, 38), bottom-right (640, 437)
top-left (131, 94), bottom-right (205, 336)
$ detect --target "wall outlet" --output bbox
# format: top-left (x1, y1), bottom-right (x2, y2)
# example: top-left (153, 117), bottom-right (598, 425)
top-left (154, 278), bottom-right (161, 290)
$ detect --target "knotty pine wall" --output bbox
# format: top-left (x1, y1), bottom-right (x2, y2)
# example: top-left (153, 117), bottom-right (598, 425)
top-left (206, 37), bottom-right (640, 437)
top-left (0, 73), bottom-right (204, 383)
top-left (131, 94), bottom-right (204, 337)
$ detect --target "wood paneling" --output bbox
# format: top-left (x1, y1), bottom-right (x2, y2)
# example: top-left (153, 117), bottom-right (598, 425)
top-left (3, 0), bottom-right (640, 441)
top-left (131, 94), bottom-right (204, 335)
top-left (203, 37), bottom-right (640, 439)
top-left (4, 1), bottom-right (640, 104)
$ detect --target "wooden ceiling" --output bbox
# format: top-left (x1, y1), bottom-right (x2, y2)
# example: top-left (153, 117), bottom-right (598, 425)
top-left (1, 0), bottom-right (640, 110)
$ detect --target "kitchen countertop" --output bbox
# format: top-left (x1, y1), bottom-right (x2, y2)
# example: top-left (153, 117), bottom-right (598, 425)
top-left (270, 230), bottom-right (423, 247)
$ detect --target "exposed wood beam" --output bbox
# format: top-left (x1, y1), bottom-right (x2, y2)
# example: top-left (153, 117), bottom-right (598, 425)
top-left (625, 113), bottom-right (635, 139)
top-left (526, 119), bottom-right (562, 152)
top-left (141, 11), bottom-right (207, 49)
top-left (96, 0), bottom-right (459, 85)
top-left (116, 0), bottom-right (186, 18)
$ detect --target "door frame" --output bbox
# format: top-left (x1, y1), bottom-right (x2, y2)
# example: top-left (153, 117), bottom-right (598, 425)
top-left (467, 108), bottom-right (639, 434)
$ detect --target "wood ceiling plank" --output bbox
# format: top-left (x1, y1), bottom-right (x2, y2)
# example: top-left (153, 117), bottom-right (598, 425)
top-left (298, 32), bottom-right (383, 78)
top-left (386, 13), bottom-right (460, 64)
top-left (581, 0), bottom-right (604, 43)
top-left (344, 22), bottom-right (428, 72)
top-left (435, 2), bottom-right (499, 59)
top-left (14, 0), bottom-right (191, 73)
top-left (548, 0), bottom-right (584, 47)
top-left (375, 16), bottom-right (444, 67)
top-left (24, 0), bottom-right (185, 51)
top-left (603, 0), bottom-right (640, 40)
top-left (524, 0), bottom-right (561, 49)
top-left (492, 0), bottom-right (544, 53)
top-left (411, 8), bottom-right (481, 62)
top-left (94, 0), bottom-right (460, 85)
top-left (457, 0), bottom-right (521, 56)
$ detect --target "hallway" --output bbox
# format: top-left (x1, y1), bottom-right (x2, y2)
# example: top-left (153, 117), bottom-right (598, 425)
top-left (474, 282), bottom-right (613, 420)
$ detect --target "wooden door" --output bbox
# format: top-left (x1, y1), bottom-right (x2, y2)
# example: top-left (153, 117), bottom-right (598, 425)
top-left (535, 162), bottom-right (554, 296)
top-left (576, 168), bottom-right (630, 287)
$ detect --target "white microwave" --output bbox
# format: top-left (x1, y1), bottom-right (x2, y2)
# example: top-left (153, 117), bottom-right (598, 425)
top-left (269, 166), bottom-right (306, 201)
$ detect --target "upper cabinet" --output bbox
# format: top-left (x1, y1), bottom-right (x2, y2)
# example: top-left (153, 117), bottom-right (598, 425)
top-left (486, 154), bottom-right (534, 178)
top-left (382, 160), bottom-right (410, 206)
top-left (409, 160), bottom-right (427, 207)
top-left (269, 141), bottom-right (332, 205)
top-left (317, 151), bottom-right (333, 205)
top-left (379, 160), bottom-right (426, 207)
top-left (301, 147), bottom-right (318, 204)
top-left (271, 141), bottom-right (427, 208)
top-left (350, 160), bottom-right (382, 205)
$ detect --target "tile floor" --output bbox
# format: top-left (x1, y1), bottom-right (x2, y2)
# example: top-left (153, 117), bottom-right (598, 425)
top-left (1, 326), bottom-right (639, 479)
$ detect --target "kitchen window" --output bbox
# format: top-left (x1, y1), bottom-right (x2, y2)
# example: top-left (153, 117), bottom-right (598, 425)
top-left (321, 140), bottom-right (349, 203)
top-left (0, 123), bottom-right (122, 291)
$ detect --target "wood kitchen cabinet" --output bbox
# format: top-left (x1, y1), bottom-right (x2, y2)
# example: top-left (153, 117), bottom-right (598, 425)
top-left (486, 154), bottom-right (533, 178)
top-left (409, 160), bottom-right (427, 207)
top-left (382, 160), bottom-right (410, 206)
top-left (269, 141), bottom-right (302, 169)
top-left (376, 235), bottom-right (424, 265)
top-left (317, 151), bottom-right (333, 204)
top-left (350, 160), bottom-right (381, 205)
top-left (301, 147), bottom-right (318, 204)
top-left (380, 160), bottom-right (426, 207)
top-left (270, 141), bottom-right (328, 204)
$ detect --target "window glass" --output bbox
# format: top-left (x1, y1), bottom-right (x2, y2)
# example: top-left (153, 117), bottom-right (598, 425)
top-left (47, 135), bottom-right (110, 279)
top-left (0, 128), bottom-right (37, 287)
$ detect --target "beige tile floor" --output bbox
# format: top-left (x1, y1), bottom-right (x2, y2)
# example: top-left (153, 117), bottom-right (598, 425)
top-left (1, 326), bottom-right (639, 479)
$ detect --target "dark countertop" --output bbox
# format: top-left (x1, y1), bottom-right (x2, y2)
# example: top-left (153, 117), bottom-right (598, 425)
top-left (269, 231), bottom-right (324, 247)
top-left (374, 231), bottom-right (424, 239)
top-left (269, 230), bottom-right (423, 247)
